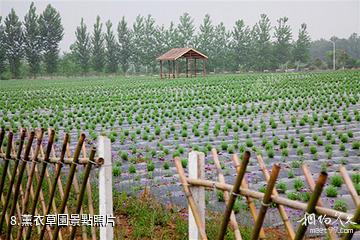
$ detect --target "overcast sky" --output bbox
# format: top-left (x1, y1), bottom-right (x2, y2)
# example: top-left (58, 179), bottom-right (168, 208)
top-left (1, 0), bottom-right (359, 52)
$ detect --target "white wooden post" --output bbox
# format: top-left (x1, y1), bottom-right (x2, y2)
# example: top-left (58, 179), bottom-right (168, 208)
top-left (188, 151), bottom-right (205, 240)
top-left (98, 136), bottom-right (113, 240)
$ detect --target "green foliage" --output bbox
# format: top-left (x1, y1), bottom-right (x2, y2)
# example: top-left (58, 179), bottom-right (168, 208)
top-left (333, 199), bottom-right (348, 212)
top-left (330, 174), bottom-right (343, 187)
top-left (325, 185), bottom-right (338, 197)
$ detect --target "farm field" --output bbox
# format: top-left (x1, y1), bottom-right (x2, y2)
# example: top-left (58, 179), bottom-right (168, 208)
top-left (1, 71), bottom-right (360, 231)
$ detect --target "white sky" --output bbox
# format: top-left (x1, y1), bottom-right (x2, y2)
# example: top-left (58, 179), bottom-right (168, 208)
top-left (1, 0), bottom-right (359, 52)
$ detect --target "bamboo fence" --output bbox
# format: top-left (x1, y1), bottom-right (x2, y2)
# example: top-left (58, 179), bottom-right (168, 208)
top-left (175, 149), bottom-right (360, 240)
top-left (0, 128), bottom-right (105, 240)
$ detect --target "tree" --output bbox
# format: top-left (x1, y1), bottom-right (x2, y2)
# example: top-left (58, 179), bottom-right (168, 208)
top-left (24, 2), bottom-right (41, 77)
top-left (143, 15), bottom-right (159, 72)
top-left (104, 20), bottom-right (118, 73)
top-left (39, 4), bottom-right (64, 74)
top-left (117, 17), bottom-right (132, 74)
top-left (72, 18), bottom-right (90, 73)
top-left (177, 13), bottom-right (195, 47)
top-left (0, 17), bottom-right (7, 77)
top-left (293, 23), bottom-right (311, 66)
top-left (252, 14), bottom-right (273, 71)
top-left (4, 9), bottom-right (24, 79)
top-left (163, 21), bottom-right (178, 50)
top-left (212, 22), bottom-right (230, 72)
top-left (132, 15), bottom-right (145, 73)
top-left (196, 14), bottom-right (214, 70)
top-left (231, 19), bottom-right (251, 70)
top-left (273, 17), bottom-right (292, 68)
top-left (91, 16), bottom-right (105, 72)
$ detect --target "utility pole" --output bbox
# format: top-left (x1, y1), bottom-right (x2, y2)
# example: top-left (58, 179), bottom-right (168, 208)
top-left (330, 40), bottom-right (336, 70)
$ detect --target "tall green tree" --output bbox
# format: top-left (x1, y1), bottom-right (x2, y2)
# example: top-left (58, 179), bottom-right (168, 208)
top-left (117, 17), bottom-right (132, 74)
top-left (252, 14), bottom-right (272, 71)
top-left (0, 17), bottom-right (7, 76)
top-left (4, 9), bottom-right (24, 79)
top-left (24, 2), bottom-right (41, 77)
top-left (132, 15), bottom-right (145, 73)
top-left (293, 23), bottom-right (311, 65)
top-left (196, 14), bottom-right (214, 70)
top-left (163, 21), bottom-right (178, 50)
top-left (91, 16), bottom-right (105, 72)
top-left (39, 4), bottom-right (64, 74)
top-left (273, 17), bottom-right (292, 68)
top-left (231, 19), bottom-right (251, 70)
top-left (72, 18), bottom-right (90, 73)
top-left (177, 13), bottom-right (195, 47)
top-left (143, 15), bottom-right (158, 72)
top-left (212, 22), bottom-right (230, 72)
top-left (104, 20), bottom-right (118, 73)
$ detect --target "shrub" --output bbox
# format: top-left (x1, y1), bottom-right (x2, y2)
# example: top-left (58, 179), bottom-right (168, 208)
top-left (155, 126), bottom-right (161, 135)
top-left (355, 184), bottom-right (360, 195)
top-left (340, 134), bottom-right (349, 143)
top-left (181, 158), bottom-right (188, 168)
top-left (325, 185), bottom-right (338, 197)
top-left (258, 185), bottom-right (266, 193)
top-left (351, 173), bottom-right (360, 184)
top-left (310, 145), bottom-right (317, 154)
top-left (112, 166), bottom-right (121, 176)
top-left (333, 199), bottom-right (348, 212)
top-left (352, 141), bottom-right (360, 150)
top-left (129, 164), bottom-right (136, 174)
top-left (287, 191), bottom-right (300, 200)
top-left (221, 141), bottom-right (228, 151)
top-left (299, 191), bottom-right (310, 202)
top-left (291, 160), bottom-right (301, 168)
top-left (281, 148), bottom-right (289, 157)
top-left (216, 190), bottom-right (224, 202)
top-left (294, 178), bottom-right (304, 191)
top-left (276, 181), bottom-right (287, 193)
top-left (147, 161), bottom-right (155, 172)
top-left (120, 151), bottom-right (128, 161)
top-left (267, 149), bottom-right (275, 158)
top-left (288, 169), bottom-right (295, 178)
top-left (330, 175), bottom-right (343, 187)
top-left (246, 139), bottom-right (253, 147)
top-left (163, 162), bottom-right (170, 170)
top-left (280, 141), bottom-right (288, 149)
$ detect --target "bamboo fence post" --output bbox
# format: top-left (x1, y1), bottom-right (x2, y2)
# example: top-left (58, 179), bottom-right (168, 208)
top-left (302, 164), bottom-right (337, 240)
top-left (98, 136), bottom-right (113, 240)
top-left (53, 133), bottom-right (85, 240)
top-left (69, 147), bottom-right (97, 239)
top-left (6, 130), bottom-right (34, 239)
top-left (22, 128), bottom-right (44, 210)
top-left (295, 172), bottom-right (328, 240)
top-left (0, 130), bottom-right (20, 233)
top-left (339, 166), bottom-right (360, 206)
top-left (256, 155), bottom-right (295, 239)
top-left (232, 154), bottom-right (266, 239)
top-left (188, 151), bottom-right (206, 240)
top-left (25, 129), bottom-right (55, 240)
top-left (39, 133), bottom-right (69, 240)
top-left (211, 149), bottom-right (242, 240)
top-left (0, 132), bottom-right (13, 203)
top-left (174, 156), bottom-right (208, 240)
top-left (218, 151), bottom-right (250, 240)
top-left (342, 203), bottom-right (360, 240)
top-left (185, 178), bottom-right (353, 221)
top-left (86, 182), bottom-right (97, 240)
top-left (251, 163), bottom-right (281, 240)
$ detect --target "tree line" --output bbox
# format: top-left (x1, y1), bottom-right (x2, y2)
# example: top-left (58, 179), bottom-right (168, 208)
top-left (1, 2), bottom-right (359, 79)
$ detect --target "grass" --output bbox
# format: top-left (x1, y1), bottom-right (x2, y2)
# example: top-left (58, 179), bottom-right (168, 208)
top-left (113, 191), bottom-right (254, 240)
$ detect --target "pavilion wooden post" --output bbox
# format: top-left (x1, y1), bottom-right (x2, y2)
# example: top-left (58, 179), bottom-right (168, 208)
top-left (160, 60), bottom-right (163, 79)
top-left (194, 58), bottom-right (197, 77)
top-left (186, 58), bottom-right (189, 77)
top-left (176, 61), bottom-right (179, 77)
top-left (172, 60), bottom-right (175, 78)
top-left (189, 58), bottom-right (192, 78)
top-left (168, 61), bottom-right (170, 79)
top-left (203, 60), bottom-right (206, 76)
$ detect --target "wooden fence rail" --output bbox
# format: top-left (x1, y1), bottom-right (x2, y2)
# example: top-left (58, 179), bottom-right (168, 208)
top-left (175, 149), bottom-right (360, 240)
top-left (0, 128), bottom-right (113, 240)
